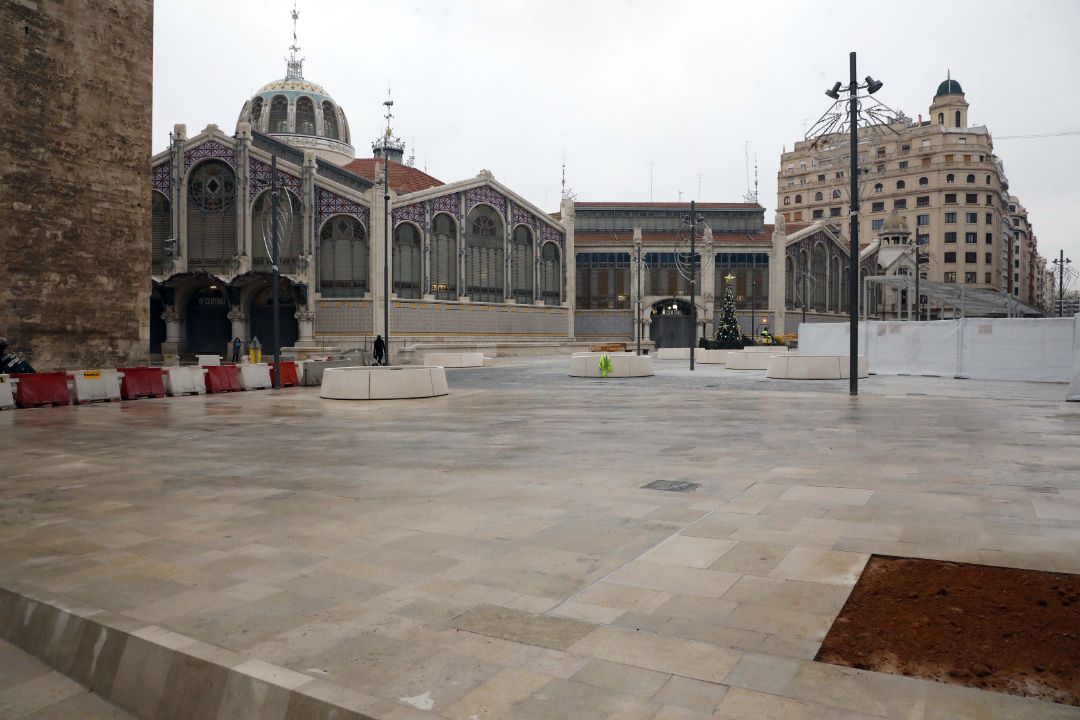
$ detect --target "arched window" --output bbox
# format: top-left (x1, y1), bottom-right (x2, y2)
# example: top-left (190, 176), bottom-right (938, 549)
top-left (812, 244), bottom-right (827, 311)
top-left (830, 255), bottom-right (842, 312)
top-left (186, 160), bottom-right (236, 271)
top-left (919, 176), bottom-right (929, 186)
top-left (465, 206), bottom-right (504, 303)
top-left (814, 191), bottom-right (823, 202)
top-left (250, 97), bottom-right (264, 130)
top-left (251, 189), bottom-right (303, 271)
top-left (794, 194), bottom-right (802, 204)
top-left (946, 174), bottom-right (955, 184)
top-left (896, 180), bottom-right (906, 190)
top-left (321, 101), bottom-right (339, 140)
top-left (955, 110), bottom-right (961, 128)
top-left (840, 264), bottom-right (850, 313)
top-left (539, 242), bottom-right (560, 305)
top-left (269, 95), bottom-right (288, 133)
top-left (296, 97), bottom-right (316, 135)
top-left (966, 174), bottom-right (975, 184)
top-left (832, 189), bottom-right (841, 199)
top-left (985, 174), bottom-right (991, 185)
top-left (874, 183), bottom-right (883, 193)
top-left (392, 223), bottom-right (422, 299)
top-left (151, 190), bottom-right (171, 273)
top-left (430, 213), bottom-right (457, 299)
top-left (319, 215), bottom-right (367, 297)
top-left (511, 225), bottom-right (534, 304)
top-left (937, 112), bottom-right (944, 125)
top-left (783, 196), bottom-right (790, 206)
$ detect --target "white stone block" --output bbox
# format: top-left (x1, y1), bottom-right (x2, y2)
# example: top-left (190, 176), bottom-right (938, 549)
top-left (725, 352), bottom-right (775, 370)
top-left (196, 354), bottom-right (221, 366)
top-left (766, 354), bottom-right (869, 379)
top-left (655, 347), bottom-right (691, 360)
top-left (423, 352), bottom-right (487, 368)
top-left (696, 349), bottom-right (728, 364)
top-left (239, 363), bottom-right (271, 390)
top-left (68, 369), bottom-right (122, 403)
top-left (0, 375), bottom-right (14, 410)
top-left (164, 367), bottom-right (206, 396)
top-left (320, 366), bottom-right (448, 400)
top-left (569, 352), bottom-right (654, 378)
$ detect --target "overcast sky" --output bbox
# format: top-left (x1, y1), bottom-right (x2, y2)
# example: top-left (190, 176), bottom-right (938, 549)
top-left (154, 0), bottom-right (1080, 282)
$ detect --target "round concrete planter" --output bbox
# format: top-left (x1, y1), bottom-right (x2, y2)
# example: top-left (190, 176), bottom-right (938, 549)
top-left (766, 354), bottom-right (869, 379)
top-left (422, 352), bottom-right (492, 368)
top-left (569, 352), bottom-right (654, 378)
top-left (320, 366), bottom-right (449, 400)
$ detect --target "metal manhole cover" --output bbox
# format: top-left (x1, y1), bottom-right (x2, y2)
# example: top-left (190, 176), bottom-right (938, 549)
top-left (642, 479), bottom-right (700, 493)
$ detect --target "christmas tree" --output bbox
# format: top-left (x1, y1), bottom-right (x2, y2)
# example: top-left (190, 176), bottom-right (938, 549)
top-left (715, 286), bottom-right (744, 349)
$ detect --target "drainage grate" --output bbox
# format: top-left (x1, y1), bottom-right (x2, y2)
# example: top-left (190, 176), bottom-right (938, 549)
top-left (642, 479), bottom-right (700, 493)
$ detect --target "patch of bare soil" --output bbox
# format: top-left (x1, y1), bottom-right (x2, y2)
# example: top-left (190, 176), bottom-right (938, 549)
top-left (816, 555), bottom-right (1080, 706)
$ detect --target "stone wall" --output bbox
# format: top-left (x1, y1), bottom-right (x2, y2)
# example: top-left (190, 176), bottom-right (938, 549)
top-left (315, 298), bottom-right (569, 337)
top-left (0, 1), bottom-right (153, 370)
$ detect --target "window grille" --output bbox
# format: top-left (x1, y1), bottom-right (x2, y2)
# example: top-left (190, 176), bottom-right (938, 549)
top-left (151, 191), bottom-right (171, 273)
top-left (322, 102), bottom-right (339, 140)
top-left (187, 160), bottom-right (236, 271)
top-left (715, 253), bottom-right (769, 311)
top-left (269, 95), bottom-right (288, 133)
top-left (812, 245), bottom-right (827, 311)
top-left (252, 189), bottom-right (303, 272)
top-left (430, 213), bottom-right (457, 299)
top-left (296, 97), bottom-right (316, 136)
top-left (465, 209), bottom-right (504, 302)
top-left (319, 215), bottom-right (367, 297)
top-left (393, 223), bottom-right (422, 299)
top-left (511, 226), bottom-right (535, 304)
top-left (540, 243), bottom-right (560, 305)
top-left (576, 252), bottom-right (629, 309)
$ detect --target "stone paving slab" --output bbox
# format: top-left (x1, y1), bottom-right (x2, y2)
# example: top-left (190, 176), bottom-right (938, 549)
top-left (1, 357), bottom-right (1079, 719)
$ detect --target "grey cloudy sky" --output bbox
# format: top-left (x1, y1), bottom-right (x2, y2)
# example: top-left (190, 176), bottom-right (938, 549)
top-left (154, 0), bottom-right (1080, 278)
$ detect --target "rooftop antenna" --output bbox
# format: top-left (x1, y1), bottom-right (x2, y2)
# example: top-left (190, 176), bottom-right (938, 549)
top-left (407, 136), bottom-right (415, 167)
top-left (560, 152), bottom-right (576, 201)
top-left (742, 143), bottom-right (759, 204)
top-left (285, 0), bottom-right (304, 80)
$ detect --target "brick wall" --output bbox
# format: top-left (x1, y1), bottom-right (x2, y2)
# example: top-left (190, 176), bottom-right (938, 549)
top-left (0, 1), bottom-right (153, 370)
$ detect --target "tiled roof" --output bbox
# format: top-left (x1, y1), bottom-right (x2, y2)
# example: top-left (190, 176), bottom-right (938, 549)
top-left (575, 201), bottom-right (763, 210)
top-left (341, 159), bottom-right (444, 193)
top-left (574, 231), bottom-right (770, 246)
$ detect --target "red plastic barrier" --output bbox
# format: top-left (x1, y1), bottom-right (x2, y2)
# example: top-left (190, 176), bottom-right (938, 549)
top-left (268, 362), bottom-right (299, 388)
top-left (13, 372), bottom-right (70, 408)
top-left (204, 365), bottom-right (243, 393)
top-left (118, 367), bottom-right (166, 400)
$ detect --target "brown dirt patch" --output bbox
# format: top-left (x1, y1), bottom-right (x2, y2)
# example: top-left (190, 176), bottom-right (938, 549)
top-left (816, 555), bottom-right (1080, 706)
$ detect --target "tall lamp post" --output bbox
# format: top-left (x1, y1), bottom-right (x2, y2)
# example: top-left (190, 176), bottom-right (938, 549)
top-left (382, 98), bottom-right (393, 364)
top-left (1053, 250), bottom-right (1072, 317)
top-left (808, 51), bottom-right (890, 395)
top-left (678, 201), bottom-right (703, 370)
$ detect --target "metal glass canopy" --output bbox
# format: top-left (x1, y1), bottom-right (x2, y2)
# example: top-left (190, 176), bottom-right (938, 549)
top-left (863, 275), bottom-right (1043, 318)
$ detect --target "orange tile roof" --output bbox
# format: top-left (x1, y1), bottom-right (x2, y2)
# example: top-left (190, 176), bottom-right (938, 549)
top-left (342, 158), bottom-right (444, 194)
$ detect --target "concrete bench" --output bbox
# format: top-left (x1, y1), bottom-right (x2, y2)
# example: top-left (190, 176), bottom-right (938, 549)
top-left (725, 351), bottom-right (777, 370)
top-left (320, 366), bottom-right (449, 400)
top-left (423, 352), bottom-right (492, 368)
top-left (696, 349), bottom-right (729, 364)
top-left (569, 352), bottom-right (654, 378)
top-left (655, 347), bottom-right (691, 360)
top-left (766, 354), bottom-right (869, 379)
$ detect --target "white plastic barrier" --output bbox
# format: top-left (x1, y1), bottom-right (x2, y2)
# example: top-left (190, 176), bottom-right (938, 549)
top-left (320, 366), bottom-right (448, 400)
top-left (1068, 343), bottom-right (1080, 401)
top-left (655, 348), bottom-right (691, 360)
top-left (239, 363), bottom-right (271, 390)
top-left (196, 354), bottom-right (221, 366)
top-left (766, 354), bottom-right (869, 379)
top-left (799, 316), bottom-right (1080, 382)
top-left (569, 352), bottom-right (654, 378)
top-left (725, 352), bottom-right (770, 370)
top-left (0, 375), bottom-right (14, 410)
top-left (68, 369), bottom-right (122, 403)
top-left (423, 352), bottom-right (491, 368)
top-left (164, 366), bottom-right (206, 396)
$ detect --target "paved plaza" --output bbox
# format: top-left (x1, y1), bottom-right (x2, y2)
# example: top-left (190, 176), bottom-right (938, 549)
top-left (1, 357), bottom-right (1079, 719)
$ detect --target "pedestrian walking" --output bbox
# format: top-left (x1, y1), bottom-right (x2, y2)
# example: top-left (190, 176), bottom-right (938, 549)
top-left (373, 334), bottom-right (386, 366)
top-left (0, 337), bottom-right (35, 374)
top-left (231, 336), bottom-right (242, 363)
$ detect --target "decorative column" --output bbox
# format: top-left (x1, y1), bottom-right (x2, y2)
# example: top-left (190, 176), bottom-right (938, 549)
top-left (561, 197), bottom-right (576, 339)
top-left (162, 309), bottom-right (182, 356)
top-left (236, 123), bottom-right (252, 271)
top-left (370, 174), bottom-right (390, 335)
top-left (295, 310), bottom-right (316, 346)
top-left (422, 201), bottom-right (434, 300)
top-left (227, 308), bottom-right (249, 346)
top-left (701, 225), bottom-right (716, 335)
top-left (631, 228), bottom-right (642, 345)
top-left (172, 124), bottom-right (188, 272)
top-left (770, 212), bottom-right (788, 335)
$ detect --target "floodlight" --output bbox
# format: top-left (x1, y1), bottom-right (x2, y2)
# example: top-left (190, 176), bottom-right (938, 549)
top-left (825, 82), bottom-right (842, 100)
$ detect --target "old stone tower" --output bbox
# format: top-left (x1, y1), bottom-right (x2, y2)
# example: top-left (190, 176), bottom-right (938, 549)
top-left (0, 1), bottom-right (154, 370)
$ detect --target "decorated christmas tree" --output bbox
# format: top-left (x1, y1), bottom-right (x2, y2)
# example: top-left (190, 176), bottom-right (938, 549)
top-left (715, 286), bottom-right (744, 349)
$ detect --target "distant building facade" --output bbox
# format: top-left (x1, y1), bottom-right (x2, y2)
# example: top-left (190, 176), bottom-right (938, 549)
top-left (777, 77), bottom-right (1046, 317)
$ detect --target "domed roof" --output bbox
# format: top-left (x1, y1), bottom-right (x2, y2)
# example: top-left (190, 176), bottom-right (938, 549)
top-left (254, 77), bottom-right (335, 102)
top-left (935, 78), bottom-right (964, 97)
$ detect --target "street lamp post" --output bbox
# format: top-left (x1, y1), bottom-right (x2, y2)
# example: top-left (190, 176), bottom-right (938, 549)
top-left (1053, 250), bottom-right (1072, 317)
top-left (689, 200), bottom-right (697, 370)
top-left (635, 238), bottom-right (643, 355)
top-left (382, 99), bottom-right (393, 364)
